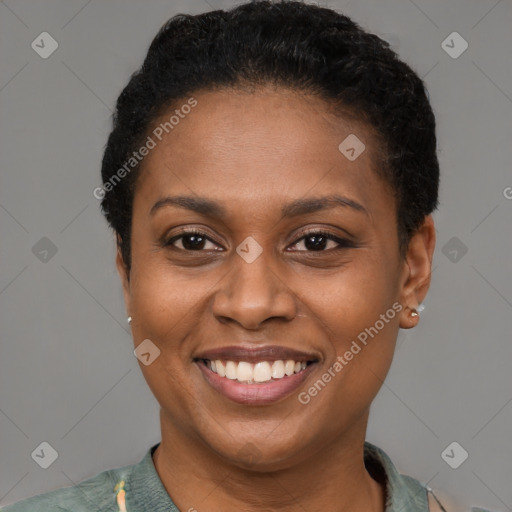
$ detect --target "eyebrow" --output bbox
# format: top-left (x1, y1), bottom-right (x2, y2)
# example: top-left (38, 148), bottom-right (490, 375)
top-left (149, 194), bottom-right (368, 219)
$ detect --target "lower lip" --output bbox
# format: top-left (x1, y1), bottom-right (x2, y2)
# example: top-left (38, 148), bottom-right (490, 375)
top-left (196, 361), bottom-right (317, 405)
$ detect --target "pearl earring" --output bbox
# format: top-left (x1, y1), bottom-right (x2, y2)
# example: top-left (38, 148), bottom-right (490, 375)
top-left (410, 303), bottom-right (424, 318)
top-left (127, 316), bottom-right (132, 324)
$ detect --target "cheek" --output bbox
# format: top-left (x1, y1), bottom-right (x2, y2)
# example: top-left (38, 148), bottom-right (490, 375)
top-left (127, 260), bottom-right (210, 421)
top-left (306, 255), bottom-right (400, 383)
top-left (308, 254), bottom-right (400, 334)
top-left (128, 254), bottom-right (210, 340)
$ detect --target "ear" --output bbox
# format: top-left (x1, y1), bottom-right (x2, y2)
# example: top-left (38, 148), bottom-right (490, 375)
top-left (398, 215), bottom-right (436, 329)
top-left (115, 235), bottom-right (131, 316)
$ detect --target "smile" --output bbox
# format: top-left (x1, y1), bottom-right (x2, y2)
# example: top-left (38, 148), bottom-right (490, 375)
top-left (202, 359), bottom-right (311, 384)
top-left (193, 345), bottom-right (320, 404)
top-left (194, 354), bottom-right (319, 405)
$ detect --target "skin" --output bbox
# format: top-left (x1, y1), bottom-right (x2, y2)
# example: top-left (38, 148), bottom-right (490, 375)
top-left (116, 86), bottom-right (436, 512)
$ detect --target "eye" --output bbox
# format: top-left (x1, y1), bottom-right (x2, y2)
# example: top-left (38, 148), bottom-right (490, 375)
top-left (164, 229), bottom-right (222, 251)
top-left (164, 229), bottom-right (354, 253)
top-left (288, 230), bottom-right (354, 252)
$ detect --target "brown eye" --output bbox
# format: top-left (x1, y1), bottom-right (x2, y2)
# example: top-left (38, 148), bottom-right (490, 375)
top-left (165, 230), bottom-right (222, 251)
top-left (288, 231), bottom-right (354, 252)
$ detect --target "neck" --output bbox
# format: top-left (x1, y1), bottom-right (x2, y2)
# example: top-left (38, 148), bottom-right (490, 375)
top-left (152, 410), bottom-right (385, 512)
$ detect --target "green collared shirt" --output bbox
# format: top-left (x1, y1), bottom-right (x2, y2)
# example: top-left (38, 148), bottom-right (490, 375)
top-left (1, 441), bottom-right (492, 512)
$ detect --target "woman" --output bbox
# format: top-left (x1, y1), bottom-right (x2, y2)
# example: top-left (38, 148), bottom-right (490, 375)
top-left (2, 1), bottom-right (493, 511)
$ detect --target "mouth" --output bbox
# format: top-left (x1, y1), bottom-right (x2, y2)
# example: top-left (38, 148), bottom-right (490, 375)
top-left (198, 358), bottom-right (314, 384)
top-left (193, 346), bottom-right (320, 405)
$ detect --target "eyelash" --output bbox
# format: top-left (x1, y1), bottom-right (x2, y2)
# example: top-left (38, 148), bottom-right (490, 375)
top-left (163, 228), bottom-right (354, 252)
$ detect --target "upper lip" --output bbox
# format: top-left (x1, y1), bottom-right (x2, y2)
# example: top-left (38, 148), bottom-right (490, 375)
top-left (194, 345), bottom-right (320, 363)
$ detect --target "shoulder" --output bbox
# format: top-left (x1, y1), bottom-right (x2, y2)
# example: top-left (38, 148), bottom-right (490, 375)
top-left (0, 465), bottom-right (130, 512)
top-left (364, 441), bottom-right (495, 512)
top-left (427, 487), bottom-right (496, 512)
top-left (426, 487), bottom-right (495, 512)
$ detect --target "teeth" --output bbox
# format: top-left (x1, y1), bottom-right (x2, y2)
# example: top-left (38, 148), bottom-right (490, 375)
top-left (206, 359), bottom-right (309, 383)
top-left (254, 362), bottom-right (272, 382)
top-left (215, 360), bottom-right (226, 377)
top-left (271, 360), bottom-right (285, 379)
top-left (285, 360), bottom-right (295, 376)
top-left (225, 361), bottom-right (237, 380)
top-left (237, 362), bottom-right (253, 382)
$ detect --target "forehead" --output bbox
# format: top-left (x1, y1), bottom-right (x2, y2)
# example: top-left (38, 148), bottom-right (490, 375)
top-left (135, 87), bottom-right (392, 218)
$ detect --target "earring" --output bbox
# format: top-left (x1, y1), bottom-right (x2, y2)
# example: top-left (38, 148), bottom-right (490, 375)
top-left (410, 303), bottom-right (424, 318)
top-left (127, 316), bottom-right (132, 324)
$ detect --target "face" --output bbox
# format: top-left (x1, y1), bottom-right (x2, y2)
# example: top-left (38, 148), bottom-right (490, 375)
top-left (117, 87), bottom-right (435, 470)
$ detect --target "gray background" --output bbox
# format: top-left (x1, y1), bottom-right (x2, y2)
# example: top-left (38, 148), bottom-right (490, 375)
top-left (1, 0), bottom-right (511, 510)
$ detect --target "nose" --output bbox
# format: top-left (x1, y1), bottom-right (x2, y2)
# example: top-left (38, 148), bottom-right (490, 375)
top-left (212, 251), bottom-right (298, 330)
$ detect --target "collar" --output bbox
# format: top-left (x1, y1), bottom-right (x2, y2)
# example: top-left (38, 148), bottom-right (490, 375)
top-left (364, 441), bottom-right (429, 511)
top-left (124, 441), bottom-right (428, 512)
